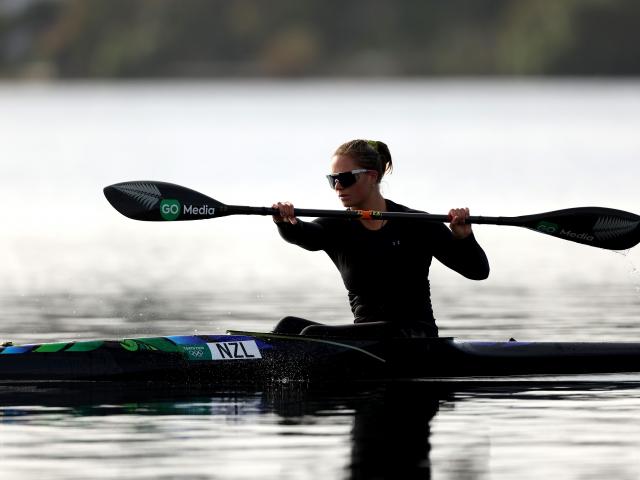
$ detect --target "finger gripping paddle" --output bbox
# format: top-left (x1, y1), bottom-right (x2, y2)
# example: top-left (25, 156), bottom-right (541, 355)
top-left (104, 180), bottom-right (640, 251)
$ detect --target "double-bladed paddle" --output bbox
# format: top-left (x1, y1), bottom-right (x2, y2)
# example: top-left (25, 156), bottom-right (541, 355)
top-left (104, 180), bottom-right (640, 251)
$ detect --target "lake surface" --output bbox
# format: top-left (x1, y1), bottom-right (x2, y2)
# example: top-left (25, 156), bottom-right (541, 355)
top-left (1, 80), bottom-right (640, 478)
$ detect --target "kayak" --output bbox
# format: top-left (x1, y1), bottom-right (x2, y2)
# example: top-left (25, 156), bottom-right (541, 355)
top-left (2, 331), bottom-right (640, 383)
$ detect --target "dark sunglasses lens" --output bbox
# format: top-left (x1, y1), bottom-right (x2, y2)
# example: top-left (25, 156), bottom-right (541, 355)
top-left (327, 172), bottom-right (357, 189)
top-left (326, 174), bottom-right (337, 189)
top-left (339, 173), bottom-right (358, 188)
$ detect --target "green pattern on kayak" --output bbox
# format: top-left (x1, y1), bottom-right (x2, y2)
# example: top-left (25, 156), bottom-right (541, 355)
top-left (34, 342), bottom-right (69, 353)
top-left (67, 341), bottom-right (104, 352)
top-left (135, 337), bottom-right (180, 352)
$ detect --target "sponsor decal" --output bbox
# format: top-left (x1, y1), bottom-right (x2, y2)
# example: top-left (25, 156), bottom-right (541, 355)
top-left (183, 204), bottom-right (216, 217)
top-left (537, 221), bottom-right (595, 243)
top-left (160, 199), bottom-right (181, 221)
top-left (180, 344), bottom-right (213, 361)
top-left (159, 200), bottom-right (216, 221)
top-left (536, 221), bottom-right (559, 234)
top-left (208, 340), bottom-right (262, 361)
top-left (559, 229), bottom-right (594, 243)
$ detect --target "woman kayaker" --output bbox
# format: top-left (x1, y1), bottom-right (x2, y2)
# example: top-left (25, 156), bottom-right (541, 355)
top-left (272, 139), bottom-right (489, 338)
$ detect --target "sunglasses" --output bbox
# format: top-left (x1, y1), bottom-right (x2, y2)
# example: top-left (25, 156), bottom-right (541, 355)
top-left (326, 169), bottom-right (371, 189)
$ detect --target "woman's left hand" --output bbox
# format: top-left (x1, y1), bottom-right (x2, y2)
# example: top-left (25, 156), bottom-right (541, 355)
top-left (448, 207), bottom-right (472, 239)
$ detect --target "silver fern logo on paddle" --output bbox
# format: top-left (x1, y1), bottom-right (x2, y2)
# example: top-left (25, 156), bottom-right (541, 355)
top-left (160, 199), bottom-right (181, 221)
top-left (113, 182), bottom-right (162, 210)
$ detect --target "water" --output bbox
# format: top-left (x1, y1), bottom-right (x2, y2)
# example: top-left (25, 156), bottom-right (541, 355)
top-left (1, 80), bottom-right (640, 478)
top-left (3, 382), bottom-right (640, 479)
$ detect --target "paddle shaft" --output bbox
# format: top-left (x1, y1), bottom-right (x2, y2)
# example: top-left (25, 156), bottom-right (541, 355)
top-left (225, 205), bottom-right (516, 225)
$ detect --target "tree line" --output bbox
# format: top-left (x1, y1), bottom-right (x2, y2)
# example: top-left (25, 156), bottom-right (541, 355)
top-left (1, 0), bottom-right (639, 78)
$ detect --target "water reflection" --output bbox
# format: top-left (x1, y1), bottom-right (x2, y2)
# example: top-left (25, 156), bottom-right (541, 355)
top-left (263, 384), bottom-right (445, 479)
top-left (347, 385), bottom-right (441, 480)
top-left (5, 380), bottom-right (640, 479)
top-left (0, 381), bottom-right (445, 478)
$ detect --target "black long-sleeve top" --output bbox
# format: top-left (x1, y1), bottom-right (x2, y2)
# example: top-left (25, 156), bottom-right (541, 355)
top-left (276, 199), bottom-right (489, 327)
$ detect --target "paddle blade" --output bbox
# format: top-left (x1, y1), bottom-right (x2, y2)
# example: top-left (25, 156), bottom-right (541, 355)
top-left (104, 181), bottom-right (228, 221)
top-left (519, 207), bottom-right (640, 250)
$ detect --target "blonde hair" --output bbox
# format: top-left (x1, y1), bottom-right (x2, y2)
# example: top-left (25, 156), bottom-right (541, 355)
top-left (334, 139), bottom-right (393, 183)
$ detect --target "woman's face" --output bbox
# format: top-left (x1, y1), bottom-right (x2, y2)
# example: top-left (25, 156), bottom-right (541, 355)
top-left (330, 154), bottom-right (377, 208)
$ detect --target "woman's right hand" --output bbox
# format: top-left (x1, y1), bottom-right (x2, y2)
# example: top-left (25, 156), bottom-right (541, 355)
top-left (272, 201), bottom-right (298, 225)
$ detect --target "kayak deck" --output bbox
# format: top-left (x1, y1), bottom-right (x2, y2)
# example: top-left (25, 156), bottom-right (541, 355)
top-left (2, 331), bottom-right (640, 383)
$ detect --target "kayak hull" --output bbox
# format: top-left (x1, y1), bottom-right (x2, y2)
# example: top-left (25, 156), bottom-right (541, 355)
top-left (2, 331), bottom-right (640, 383)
